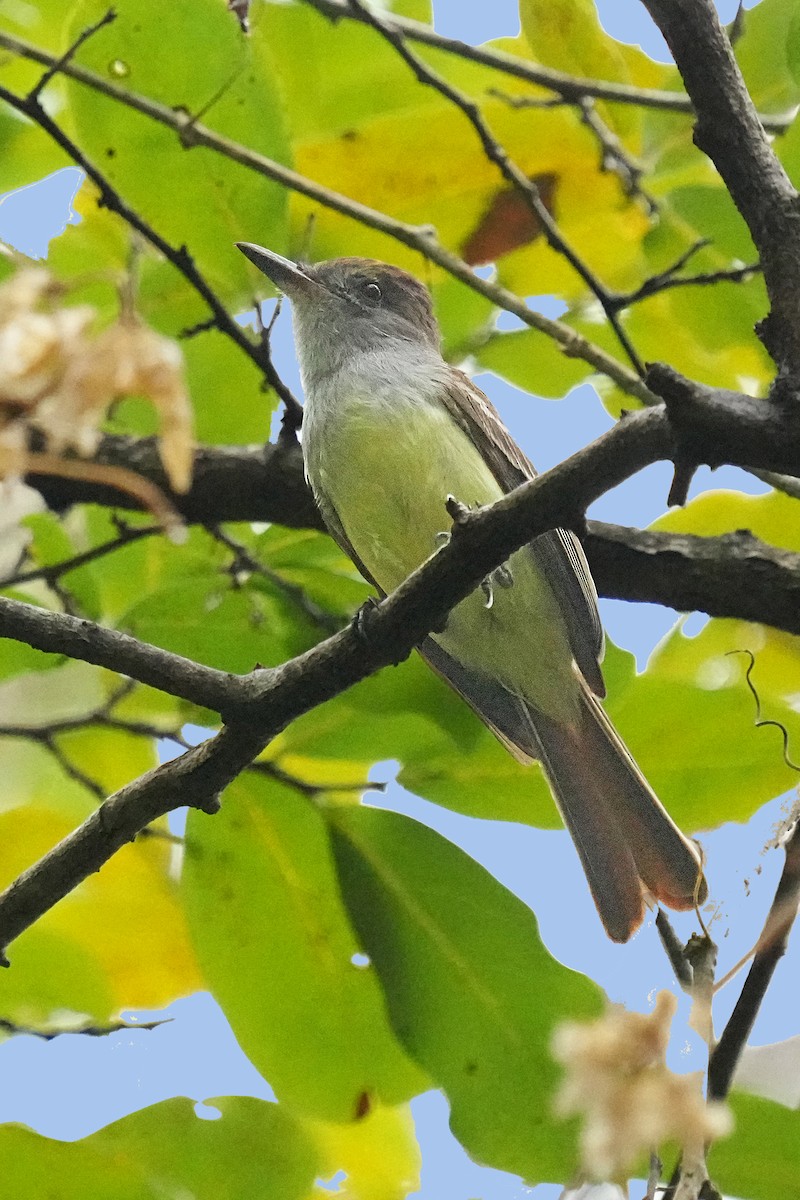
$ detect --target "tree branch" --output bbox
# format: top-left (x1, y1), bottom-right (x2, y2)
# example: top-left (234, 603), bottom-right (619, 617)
top-left (585, 522), bottom-right (800, 636)
top-left (294, 0), bottom-right (793, 131)
top-left (0, 69), bottom-right (302, 426)
top-left (17, 379), bottom-right (800, 637)
top-left (641, 0), bottom-right (800, 378)
top-left (0, 597), bottom-right (244, 713)
top-left (25, 433), bottom-right (324, 530)
top-left (708, 820), bottom-right (800, 1100)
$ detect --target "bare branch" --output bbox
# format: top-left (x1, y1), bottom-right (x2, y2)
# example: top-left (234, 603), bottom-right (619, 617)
top-left (608, 240), bottom-right (761, 311)
top-left (491, 87), bottom-right (658, 215)
top-left (25, 433), bottom-right (324, 530)
top-left (27, 6), bottom-right (116, 102)
top-left (646, 363), bottom-right (800, 506)
top-left (17, 414), bottom-right (800, 638)
top-left (708, 820), bottom-right (800, 1100)
top-left (0, 596), bottom-right (244, 713)
top-left (585, 521), bottom-right (800, 636)
top-left (1, 523), bottom-right (158, 590)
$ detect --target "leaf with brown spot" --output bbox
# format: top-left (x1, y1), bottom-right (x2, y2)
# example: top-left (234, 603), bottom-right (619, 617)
top-left (461, 173), bottom-right (557, 266)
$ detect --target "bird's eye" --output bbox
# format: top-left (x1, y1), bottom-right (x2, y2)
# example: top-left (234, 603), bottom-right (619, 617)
top-left (364, 281), bottom-right (382, 301)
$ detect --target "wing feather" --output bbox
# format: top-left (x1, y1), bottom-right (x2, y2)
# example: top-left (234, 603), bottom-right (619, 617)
top-left (440, 369), bottom-right (606, 696)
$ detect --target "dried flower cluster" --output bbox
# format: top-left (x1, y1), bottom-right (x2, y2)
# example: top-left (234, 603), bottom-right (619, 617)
top-left (0, 268), bottom-right (193, 528)
top-left (552, 990), bottom-right (732, 1182)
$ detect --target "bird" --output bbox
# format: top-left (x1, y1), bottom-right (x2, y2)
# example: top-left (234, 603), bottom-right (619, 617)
top-left (236, 242), bottom-right (706, 942)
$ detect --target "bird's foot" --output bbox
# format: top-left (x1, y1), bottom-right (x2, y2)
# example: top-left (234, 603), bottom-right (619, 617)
top-left (481, 563), bottom-right (514, 609)
top-left (352, 595), bottom-right (380, 642)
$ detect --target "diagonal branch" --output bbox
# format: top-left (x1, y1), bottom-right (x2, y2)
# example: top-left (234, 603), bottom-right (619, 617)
top-left (641, 0), bottom-right (800, 378)
top-left (708, 820), bottom-right (800, 1100)
top-left (205, 523), bottom-right (342, 634)
top-left (0, 26), bottom-right (654, 406)
top-left (3, 389), bottom-right (800, 955)
top-left (313, 0), bottom-right (646, 374)
top-left (0, 71), bottom-right (302, 425)
top-left (0, 596), bottom-right (244, 713)
top-left (1, 523), bottom-right (160, 590)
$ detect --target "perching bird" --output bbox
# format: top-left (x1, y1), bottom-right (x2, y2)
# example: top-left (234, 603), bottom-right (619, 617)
top-left (237, 243), bottom-right (706, 942)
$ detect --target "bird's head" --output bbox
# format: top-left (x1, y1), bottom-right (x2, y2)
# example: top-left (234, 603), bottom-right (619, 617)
top-left (236, 244), bottom-right (440, 383)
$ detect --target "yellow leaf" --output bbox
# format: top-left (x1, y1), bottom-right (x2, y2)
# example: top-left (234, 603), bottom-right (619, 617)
top-left (292, 95), bottom-right (649, 299)
top-left (0, 802), bottom-right (203, 1022)
top-left (305, 1103), bottom-right (421, 1200)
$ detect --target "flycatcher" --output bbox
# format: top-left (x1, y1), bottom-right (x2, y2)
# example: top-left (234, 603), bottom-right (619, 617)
top-left (236, 243), bottom-right (706, 942)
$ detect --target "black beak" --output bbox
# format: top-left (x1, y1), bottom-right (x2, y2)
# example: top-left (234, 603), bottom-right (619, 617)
top-left (235, 243), bottom-right (324, 300)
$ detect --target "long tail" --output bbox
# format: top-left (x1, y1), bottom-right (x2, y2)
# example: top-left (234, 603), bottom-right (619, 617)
top-left (530, 685), bottom-right (707, 943)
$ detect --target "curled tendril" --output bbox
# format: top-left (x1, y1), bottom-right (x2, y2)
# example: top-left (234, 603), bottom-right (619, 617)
top-left (726, 649), bottom-right (800, 773)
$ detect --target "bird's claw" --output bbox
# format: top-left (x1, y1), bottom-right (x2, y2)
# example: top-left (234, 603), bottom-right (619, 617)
top-left (481, 563), bottom-right (514, 609)
top-left (352, 595), bottom-right (380, 641)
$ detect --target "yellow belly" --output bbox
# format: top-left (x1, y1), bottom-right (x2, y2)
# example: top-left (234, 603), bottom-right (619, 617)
top-left (313, 397), bottom-right (580, 723)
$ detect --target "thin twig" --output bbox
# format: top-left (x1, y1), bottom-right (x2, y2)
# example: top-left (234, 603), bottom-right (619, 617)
top-left (206, 524), bottom-right (343, 634)
top-left (335, 0), bottom-right (646, 376)
top-left (708, 820), bottom-right (800, 1100)
top-left (295, 0), bottom-right (794, 131)
top-left (490, 87), bottom-right (658, 214)
top-left (610, 240), bottom-right (762, 311)
top-left (655, 908), bottom-right (694, 989)
top-left (576, 96), bottom-right (658, 214)
top-left (249, 759), bottom-right (384, 797)
top-left (0, 61), bottom-right (302, 426)
top-left (1, 524), bottom-right (159, 590)
top-left (27, 6), bottom-right (116, 101)
top-left (42, 734), bottom-right (106, 799)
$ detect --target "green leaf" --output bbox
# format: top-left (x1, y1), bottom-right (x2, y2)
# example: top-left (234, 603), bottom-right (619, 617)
top-left (328, 804), bottom-right (603, 1180)
top-left (0, 1096), bottom-right (317, 1200)
top-left (612, 616), bottom-right (800, 831)
top-left (709, 1094), bottom-right (800, 1200)
top-left (182, 776), bottom-right (427, 1122)
top-left (253, 1), bottom-right (436, 145)
top-left (476, 327), bottom-right (595, 399)
top-left (735, 0), bottom-right (800, 110)
top-left (789, 4), bottom-right (800, 86)
top-left (520, 0), bottom-right (630, 82)
top-left (122, 571), bottom-right (317, 672)
top-left (64, 0), bottom-right (291, 310)
top-left (0, 116), bottom-right (72, 198)
top-left (0, 630), bottom-right (62, 682)
top-left (0, 795), bottom-right (202, 1022)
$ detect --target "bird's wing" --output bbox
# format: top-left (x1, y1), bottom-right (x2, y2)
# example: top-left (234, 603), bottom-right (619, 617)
top-left (439, 368), bottom-right (606, 697)
top-left (310, 481), bottom-right (386, 596)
